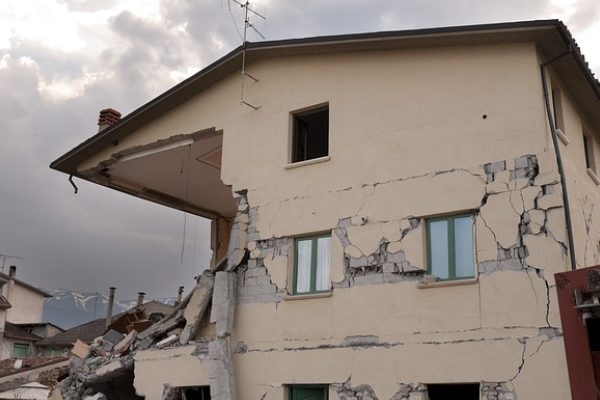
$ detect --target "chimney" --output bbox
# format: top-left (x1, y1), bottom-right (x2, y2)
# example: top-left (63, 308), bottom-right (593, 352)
top-left (175, 286), bottom-right (184, 306)
top-left (98, 108), bottom-right (121, 132)
top-left (106, 287), bottom-right (116, 328)
top-left (6, 266), bottom-right (16, 320)
top-left (137, 292), bottom-right (145, 307)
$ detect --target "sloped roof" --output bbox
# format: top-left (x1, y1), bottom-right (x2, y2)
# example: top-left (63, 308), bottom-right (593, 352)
top-left (36, 318), bottom-right (106, 347)
top-left (0, 295), bottom-right (10, 310)
top-left (3, 322), bottom-right (42, 342)
top-left (0, 273), bottom-right (52, 298)
top-left (50, 19), bottom-right (600, 177)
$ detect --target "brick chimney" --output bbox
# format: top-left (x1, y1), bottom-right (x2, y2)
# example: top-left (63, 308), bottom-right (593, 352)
top-left (98, 108), bottom-right (121, 132)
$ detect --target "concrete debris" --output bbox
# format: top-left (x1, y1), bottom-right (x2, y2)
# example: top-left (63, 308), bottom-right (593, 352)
top-left (71, 340), bottom-right (90, 359)
top-left (180, 271), bottom-right (215, 345)
top-left (59, 270), bottom-right (219, 400)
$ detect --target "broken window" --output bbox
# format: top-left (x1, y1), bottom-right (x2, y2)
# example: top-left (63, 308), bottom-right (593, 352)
top-left (294, 235), bottom-right (331, 294)
top-left (427, 383), bottom-right (479, 399)
top-left (427, 214), bottom-right (474, 281)
top-left (292, 105), bottom-right (329, 163)
top-left (289, 385), bottom-right (328, 400)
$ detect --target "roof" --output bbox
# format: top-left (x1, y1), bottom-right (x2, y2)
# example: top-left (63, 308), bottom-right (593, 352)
top-left (36, 318), bottom-right (107, 347)
top-left (0, 273), bottom-right (52, 298)
top-left (0, 356), bottom-right (69, 380)
top-left (0, 295), bottom-right (10, 310)
top-left (13, 322), bottom-right (65, 333)
top-left (3, 322), bottom-right (42, 342)
top-left (50, 19), bottom-right (600, 177)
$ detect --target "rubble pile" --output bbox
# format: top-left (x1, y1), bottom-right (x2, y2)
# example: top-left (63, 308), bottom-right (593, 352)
top-left (60, 272), bottom-right (215, 400)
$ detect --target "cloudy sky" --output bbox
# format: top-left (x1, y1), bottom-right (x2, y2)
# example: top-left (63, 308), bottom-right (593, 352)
top-left (1, 0), bottom-right (599, 302)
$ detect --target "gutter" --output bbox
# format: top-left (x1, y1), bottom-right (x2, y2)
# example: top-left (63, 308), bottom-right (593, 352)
top-left (540, 48), bottom-right (577, 271)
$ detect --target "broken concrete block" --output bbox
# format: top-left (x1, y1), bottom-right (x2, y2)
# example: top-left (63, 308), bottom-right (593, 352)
top-left (113, 330), bottom-right (137, 355)
top-left (209, 338), bottom-right (237, 400)
top-left (211, 271), bottom-right (238, 338)
top-left (156, 334), bottom-right (179, 349)
top-left (95, 360), bottom-right (124, 377)
top-left (180, 271), bottom-right (215, 345)
top-left (102, 329), bottom-right (125, 347)
top-left (72, 339), bottom-right (90, 359)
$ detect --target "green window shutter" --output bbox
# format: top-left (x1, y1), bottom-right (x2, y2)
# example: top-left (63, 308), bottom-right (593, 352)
top-left (290, 386), bottom-right (328, 400)
top-left (13, 343), bottom-right (29, 357)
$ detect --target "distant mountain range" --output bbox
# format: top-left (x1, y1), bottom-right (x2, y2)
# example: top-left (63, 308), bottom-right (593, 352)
top-left (42, 289), bottom-right (176, 330)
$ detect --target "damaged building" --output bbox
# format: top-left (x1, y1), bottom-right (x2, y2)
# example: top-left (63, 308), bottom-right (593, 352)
top-left (50, 20), bottom-right (600, 400)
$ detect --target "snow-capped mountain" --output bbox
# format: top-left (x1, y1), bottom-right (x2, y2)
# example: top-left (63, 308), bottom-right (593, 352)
top-left (42, 289), bottom-right (176, 330)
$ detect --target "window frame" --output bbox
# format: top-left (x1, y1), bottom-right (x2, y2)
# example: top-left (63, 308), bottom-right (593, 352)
top-left (289, 385), bottom-right (329, 400)
top-left (426, 213), bottom-right (475, 281)
top-left (12, 342), bottom-right (30, 357)
top-left (290, 104), bottom-right (330, 164)
top-left (292, 234), bottom-right (331, 295)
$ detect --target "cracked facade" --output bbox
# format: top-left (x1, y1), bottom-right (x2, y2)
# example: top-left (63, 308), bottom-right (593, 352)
top-left (50, 21), bottom-right (600, 400)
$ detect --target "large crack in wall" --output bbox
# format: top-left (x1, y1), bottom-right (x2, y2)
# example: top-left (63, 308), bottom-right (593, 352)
top-left (232, 152), bottom-right (573, 400)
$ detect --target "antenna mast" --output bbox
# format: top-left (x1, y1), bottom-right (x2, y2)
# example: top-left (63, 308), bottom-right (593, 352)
top-left (231, 0), bottom-right (265, 109)
top-left (0, 253), bottom-right (23, 273)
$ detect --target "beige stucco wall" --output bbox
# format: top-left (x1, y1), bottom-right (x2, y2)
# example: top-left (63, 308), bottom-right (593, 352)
top-left (545, 73), bottom-right (600, 270)
top-left (78, 43), bottom-right (588, 399)
top-left (3, 283), bottom-right (46, 324)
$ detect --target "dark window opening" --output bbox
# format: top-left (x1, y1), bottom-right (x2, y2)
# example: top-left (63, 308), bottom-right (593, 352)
top-left (289, 385), bottom-right (328, 400)
top-left (427, 383), bottom-right (479, 400)
top-left (584, 135), bottom-right (596, 173)
top-left (587, 317), bottom-right (600, 352)
top-left (182, 386), bottom-right (211, 400)
top-left (551, 88), bottom-right (565, 132)
top-left (292, 106), bottom-right (329, 163)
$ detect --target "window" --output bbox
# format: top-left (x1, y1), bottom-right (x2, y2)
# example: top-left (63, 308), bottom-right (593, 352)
top-left (292, 106), bottom-right (329, 163)
top-left (289, 386), bottom-right (328, 400)
top-left (293, 235), bottom-right (331, 294)
top-left (427, 214), bottom-right (474, 281)
top-left (584, 134), bottom-right (597, 173)
top-left (551, 87), bottom-right (565, 132)
top-left (427, 383), bottom-right (479, 400)
top-left (13, 343), bottom-right (30, 357)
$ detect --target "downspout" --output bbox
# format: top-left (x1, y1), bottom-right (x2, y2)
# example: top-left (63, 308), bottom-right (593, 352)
top-left (540, 46), bottom-right (577, 271)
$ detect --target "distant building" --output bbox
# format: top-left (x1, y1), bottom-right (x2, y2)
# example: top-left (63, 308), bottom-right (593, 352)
top-left (0, 267), bottom-right (53, 360)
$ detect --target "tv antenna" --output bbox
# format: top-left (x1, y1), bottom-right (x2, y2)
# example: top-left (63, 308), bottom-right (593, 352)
top-left (0, 253), bottom-right (23, 273)
top-left (229, 0), bottom-right (265, 109)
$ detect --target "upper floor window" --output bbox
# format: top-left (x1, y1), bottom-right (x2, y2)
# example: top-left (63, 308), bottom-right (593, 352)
top-left (292, 105), bottom-right (329, 163)
top-left (293, 234), bottom-right (331, 294)
top-left (427, 214), bottom-right (475, 281)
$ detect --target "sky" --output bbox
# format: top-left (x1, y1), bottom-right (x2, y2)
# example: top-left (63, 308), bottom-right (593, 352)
top-left (1, 0), bottom-right (599, 302)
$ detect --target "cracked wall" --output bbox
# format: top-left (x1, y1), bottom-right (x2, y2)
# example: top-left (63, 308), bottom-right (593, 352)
top-left (228, 151), bottom-right (572, 400)
top-left (79, 45), bottom-right (590, 400)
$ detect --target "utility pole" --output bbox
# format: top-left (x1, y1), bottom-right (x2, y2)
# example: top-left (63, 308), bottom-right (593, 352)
top-left (0, 253), bottom-right (23, 273)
